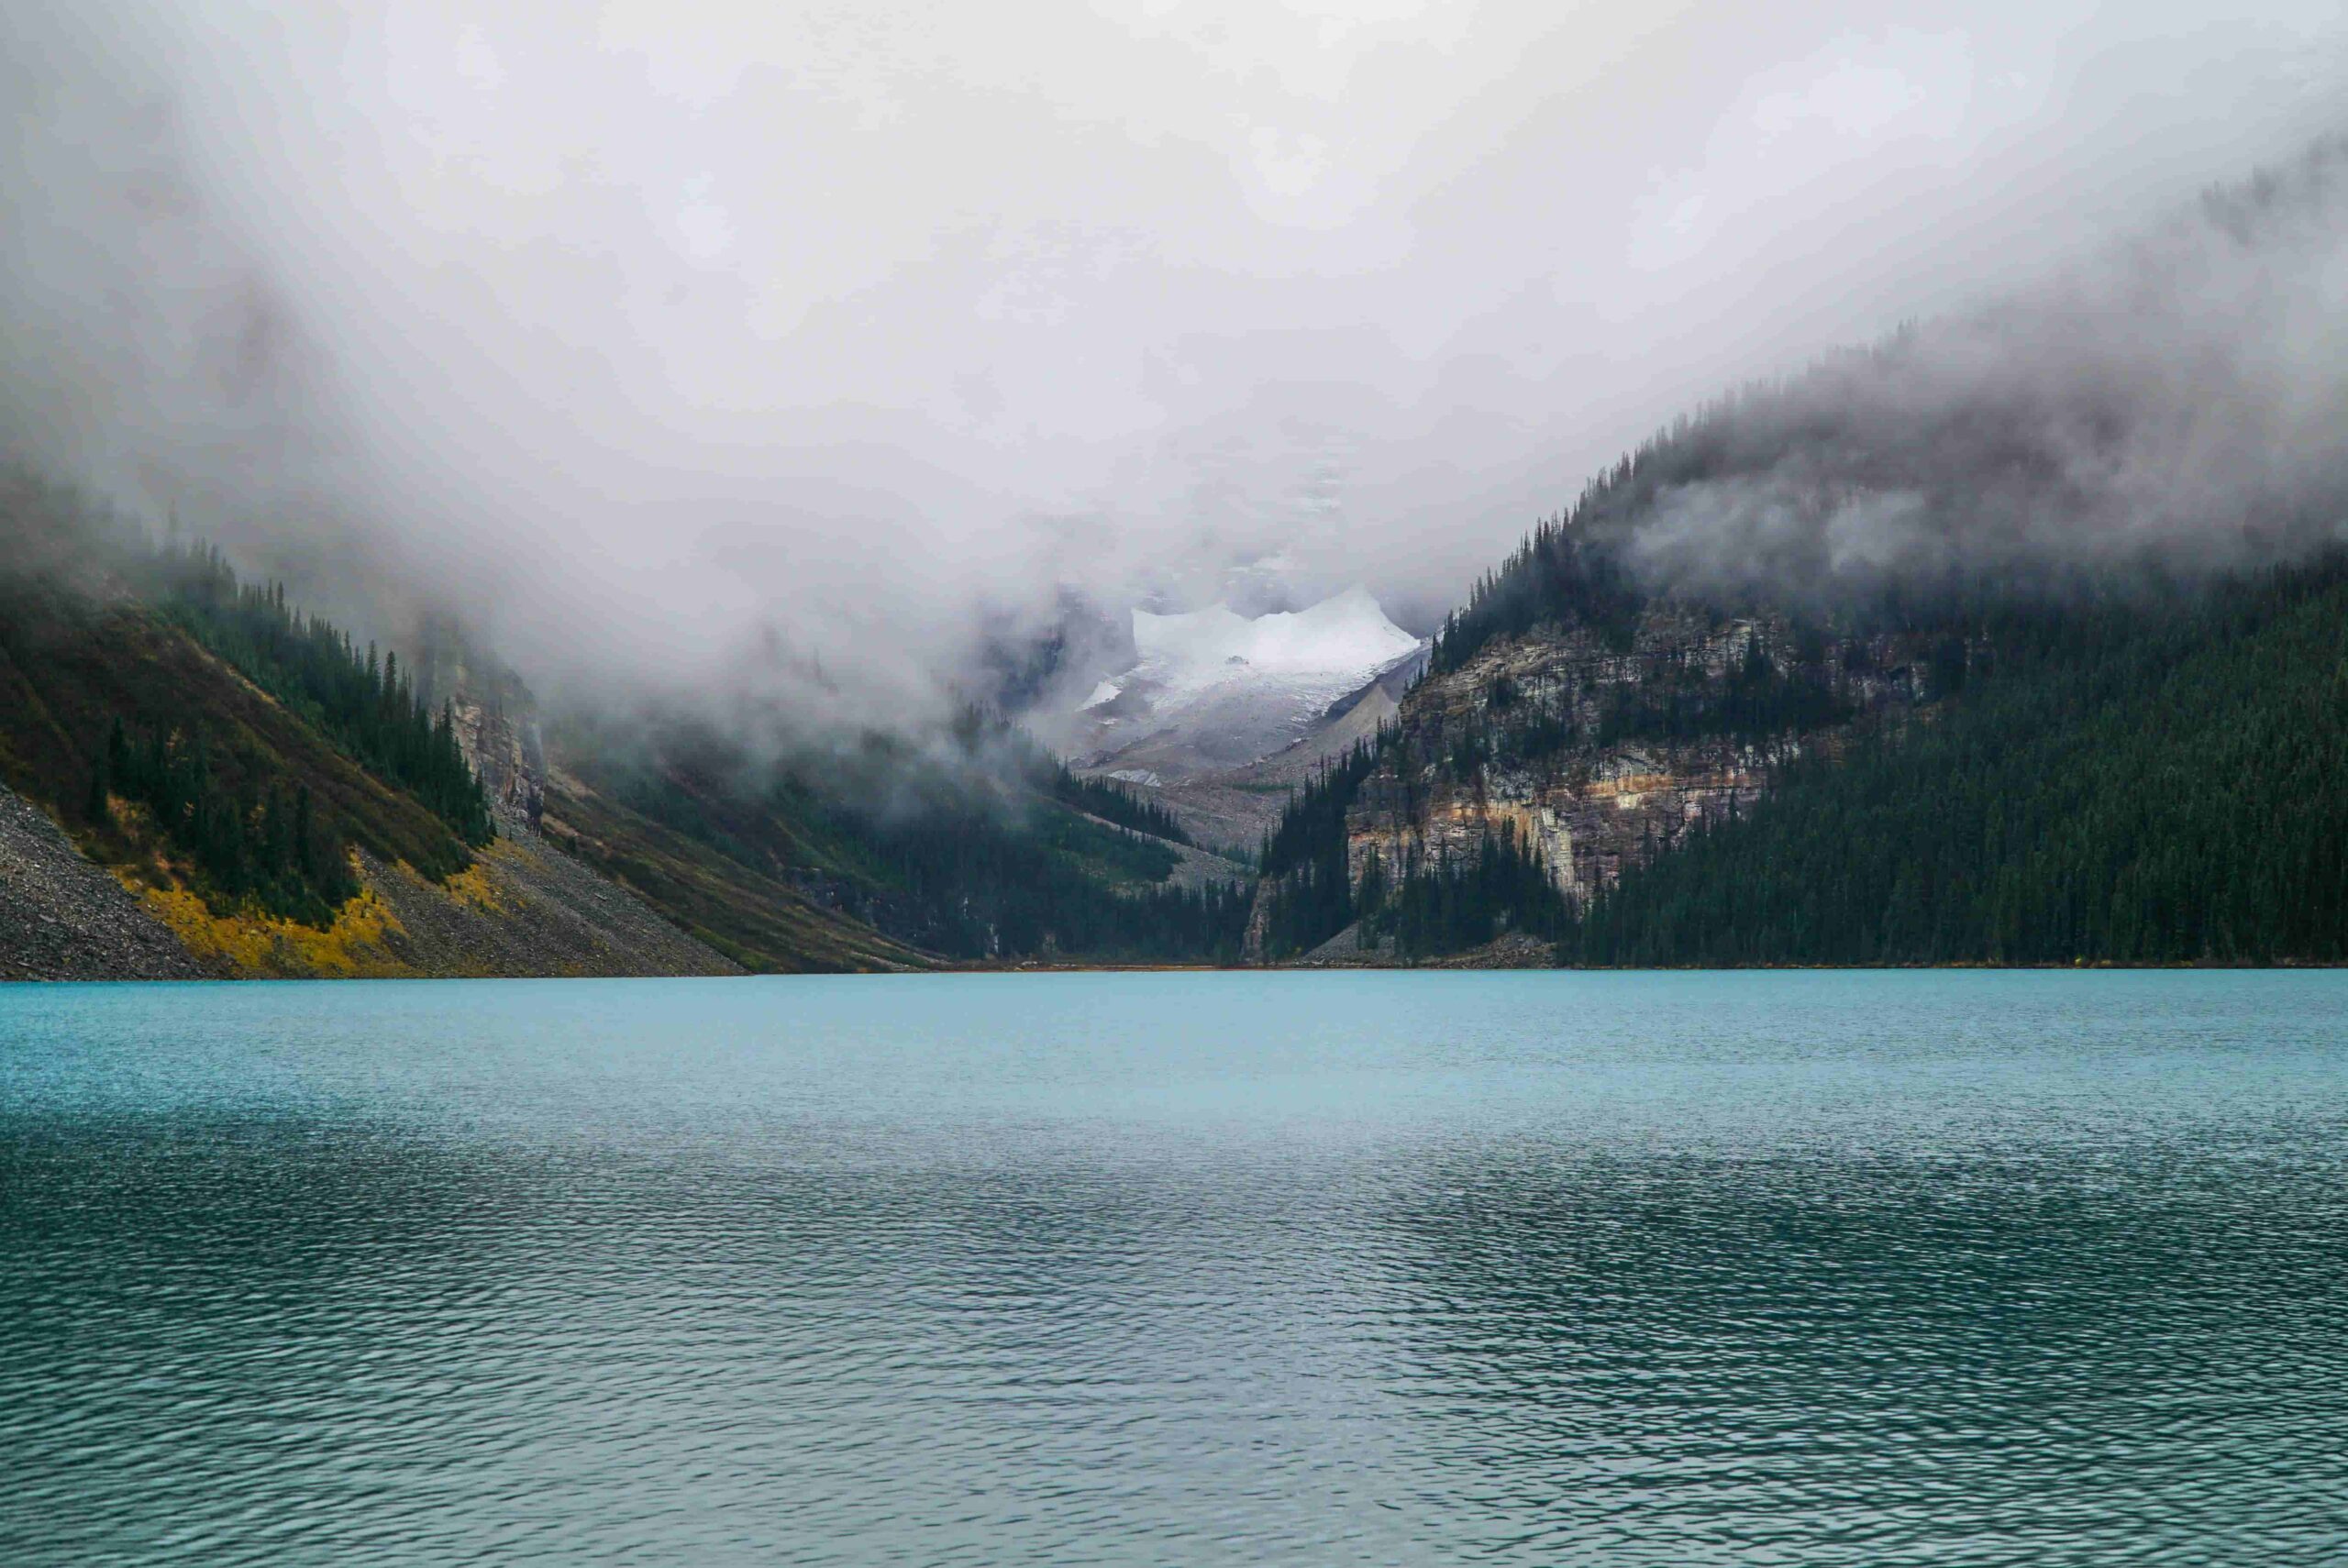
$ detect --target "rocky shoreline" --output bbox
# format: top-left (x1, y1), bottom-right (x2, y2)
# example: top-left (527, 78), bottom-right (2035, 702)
top-left (0, 783), bottom-right (743, 983)
top-left (0, 785), bottom-right (212, 981)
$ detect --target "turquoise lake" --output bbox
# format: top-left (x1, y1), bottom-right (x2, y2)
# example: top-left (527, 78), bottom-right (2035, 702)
top-left (2, 971), bottom-right (2343, 1564)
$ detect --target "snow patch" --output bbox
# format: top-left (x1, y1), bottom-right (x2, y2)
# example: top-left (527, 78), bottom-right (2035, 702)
top-left (1060, 586), bottom-right (1427, 778)
top-left (1129, 586), bottom-right (1420, 703)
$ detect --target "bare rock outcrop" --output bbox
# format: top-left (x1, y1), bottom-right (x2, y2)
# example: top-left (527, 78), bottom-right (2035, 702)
top-left (1340, 605), bottom-right (1949, 912)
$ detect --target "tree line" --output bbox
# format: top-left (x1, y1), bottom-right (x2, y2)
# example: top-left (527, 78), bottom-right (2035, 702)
top-left (156, 540), bottom-right (493, 846)
top-left (592, 709), bottom-right (1251, 966)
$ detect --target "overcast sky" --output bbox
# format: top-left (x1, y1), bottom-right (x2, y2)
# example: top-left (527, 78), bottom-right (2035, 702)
top-left (5, 2), bottom-right (2344, 707)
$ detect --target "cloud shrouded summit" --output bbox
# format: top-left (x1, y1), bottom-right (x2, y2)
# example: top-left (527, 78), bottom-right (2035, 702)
top-left (2, 2), bottom-right (2344, 719)
top-left (1598, 143), bottom-right (2348, 607)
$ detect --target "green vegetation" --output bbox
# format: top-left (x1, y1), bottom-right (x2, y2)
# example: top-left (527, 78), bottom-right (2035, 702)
top-left (1371, 827), bottom-right (1567, 958)
top-left (1264, 535), bottom-right (2348, 968)
top-left (0, 574), bottom-right (482, 925)
top-left (1254, 739), bottom-right (1381, 959)
top-left (1255, 734), bottom-right (1569, 962)
top-left (1050, 764), bottom-right (1191, 844)
top-left (534, 770), bottom-right (932, 974)
top-left (1433, 503), bottom-right (1647, 675)
top-left (155, 541), bottom-right (493, 846)
top-left (816, 721), bottom-right (1248, 964)
top-left (1591, 638), bottom-right (1853, 747)
top-left (1566, 559), bottom-right (2348, 966)
top-left (100, 718), bottom-right (356, 924)
top-left (823, 798), bottom-right (1246, 962)
top-left (548, 710), bottom-right (1248, 968)
top-left (1259, 738), bottom-right (1383, 881)
top-left (0, 479), bottom-right (487, 928)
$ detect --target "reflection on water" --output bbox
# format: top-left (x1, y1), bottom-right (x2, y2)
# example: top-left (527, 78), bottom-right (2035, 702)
top-left (2, 973), bottom-right (2343, 1565)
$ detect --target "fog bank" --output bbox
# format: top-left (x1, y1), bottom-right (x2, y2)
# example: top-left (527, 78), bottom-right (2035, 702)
top-left (3, 3), bottom-right (2343, 719)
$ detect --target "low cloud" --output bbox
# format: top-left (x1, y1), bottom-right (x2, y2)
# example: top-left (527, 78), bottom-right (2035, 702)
top-left (1617, 145), bottom-right (2348, 605)
top-left (2, 2), bottom-right (2343, 730)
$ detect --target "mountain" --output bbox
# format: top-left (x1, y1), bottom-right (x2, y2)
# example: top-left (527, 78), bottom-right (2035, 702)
top-left (0, 482), bottom-right (765, 977)
top-left (1091, 642), bottom-right (1428, 855)
top-left (10, 147), bottom-right (2342, 978)
top-left (1247, 145), bottom-right (2348, 968)
top-left (0, 479), bottom-right (1238, 978)
top-left (1563, 563), bottom-right (2348, 965)
top-left (1030, 585), bottom-right (1426, 852)
top-left (1055, 586), bottom-right (1424, 782)
top-left (530, 708), bottom-right (1246, 967)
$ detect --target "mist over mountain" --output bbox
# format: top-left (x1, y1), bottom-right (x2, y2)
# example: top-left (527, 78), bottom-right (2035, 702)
top-left (8, 4), bottom-right (2348, 978)
top-left (1610, 142), bottom-right (2348, 607)
top-left (4, 3), bottom-right (2344, 743)
top-left (1235, 134), bottom-right (2348, 970)
top-left (1042, 585), bottom-right (1425, 781)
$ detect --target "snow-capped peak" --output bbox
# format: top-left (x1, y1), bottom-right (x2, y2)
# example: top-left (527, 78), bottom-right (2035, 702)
top-left (1131, 586), bottom-right (1419, 700)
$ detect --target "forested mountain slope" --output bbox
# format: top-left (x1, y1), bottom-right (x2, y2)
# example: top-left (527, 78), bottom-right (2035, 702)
top-left (539, 710), bottom-right (1246, 968)
top-left (1248, 591), bottom-right (1962, 963)
top-left (13, 141), bottom-right (2342, 977)
top-left (0, 477), bottom-right (758, 977)
top-left (1250, 145), bottom-right (2348, 968)
top-left (1257, 547), bottom-right (2348, 970)
top-left (1568, 561), bottom-right (2348, 966)
top-left (0, 474), bottom-right (1240, 976)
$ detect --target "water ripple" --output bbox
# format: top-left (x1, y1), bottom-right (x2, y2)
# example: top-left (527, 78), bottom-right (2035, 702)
top-left (2, 972), bottom-right (2344, 1564)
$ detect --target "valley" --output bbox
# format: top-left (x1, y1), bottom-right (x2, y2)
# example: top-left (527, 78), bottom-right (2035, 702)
top-left (6, 147), bottom-right (2347, 979)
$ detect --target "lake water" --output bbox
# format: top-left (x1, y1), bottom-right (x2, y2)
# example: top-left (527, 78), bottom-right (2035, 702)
top-left (2, 972), bottom-right (2343, 1565)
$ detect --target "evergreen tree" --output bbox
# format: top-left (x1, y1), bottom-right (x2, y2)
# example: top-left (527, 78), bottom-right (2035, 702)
top-left (98, 718), bottom-right (359, 924)
top-left (151, 542), bottom-right (493, 845)
top-left (1562, 558), bottom-right (2348, 966)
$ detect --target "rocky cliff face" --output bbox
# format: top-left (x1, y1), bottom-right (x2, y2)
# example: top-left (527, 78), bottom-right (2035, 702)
top-left (1336, 604), bottom-right (1952, 911)
top-left (454, 696), bottom-right (545, 831)
top-left (416, 624), bottom-right (547, 831)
